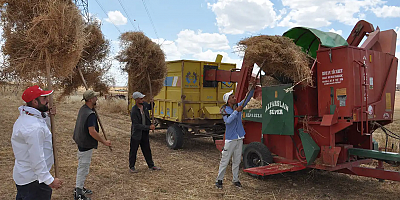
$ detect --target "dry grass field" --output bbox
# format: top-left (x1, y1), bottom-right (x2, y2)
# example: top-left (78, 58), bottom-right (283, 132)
top-left (1, 85), bottom-right (400, 200)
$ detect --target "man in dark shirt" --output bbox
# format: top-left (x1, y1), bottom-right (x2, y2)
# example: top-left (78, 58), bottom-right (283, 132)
top-left (73, 90), bottom-right (111, 200)
top-left (129, 91), bottom-right (160, 172)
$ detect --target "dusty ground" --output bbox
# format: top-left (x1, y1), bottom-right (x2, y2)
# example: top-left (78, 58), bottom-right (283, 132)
top-left (1, 88), bottom-right (400, 199)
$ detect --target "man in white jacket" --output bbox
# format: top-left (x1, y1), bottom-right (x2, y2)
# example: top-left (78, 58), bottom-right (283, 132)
top-left (11, 85), bottom-right (62, 200)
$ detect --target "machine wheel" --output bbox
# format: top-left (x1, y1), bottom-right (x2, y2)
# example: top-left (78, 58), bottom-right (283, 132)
top-left (166, 124), bottom-right (184, 149)
top-left (243, 142), bottom-right (273, 170)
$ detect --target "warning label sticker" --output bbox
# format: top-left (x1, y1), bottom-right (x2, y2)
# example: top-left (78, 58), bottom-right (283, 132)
top-left (322, 69), bottom-right (343, 85)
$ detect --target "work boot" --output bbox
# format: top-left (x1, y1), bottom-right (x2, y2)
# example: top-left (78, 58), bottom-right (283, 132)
top-left (149, 166), bottom-right (161, 171)
top-left (233, 181), bottom-right (242, 188)
top-left (74, 187), bottom-right (93, 195)
top-left (74, 188), bottom-right (91, 200)
top-left (130, 167), bottom-right (138, 173)
top-left (82, 187), bottom-right (93, 195)
top-left (215, 180), bottom-right (223, 189)
top-left (75, 194), bottom-right (91, 200)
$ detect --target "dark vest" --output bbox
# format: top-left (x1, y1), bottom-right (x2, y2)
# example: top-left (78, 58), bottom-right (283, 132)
top-left (73, 104), bottom-right (98, 149)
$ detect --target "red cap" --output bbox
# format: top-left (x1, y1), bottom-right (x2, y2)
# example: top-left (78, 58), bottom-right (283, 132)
top-left (22, 85), bottom-right (53, 103)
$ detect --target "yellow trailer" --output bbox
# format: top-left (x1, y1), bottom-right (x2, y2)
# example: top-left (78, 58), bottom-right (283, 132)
top-left (128, 56), bottom-right (236, 149)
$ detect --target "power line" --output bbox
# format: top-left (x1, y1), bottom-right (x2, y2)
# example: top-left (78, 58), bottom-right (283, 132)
top-left (141, 0), bottom-right (159, 40)
top-left (116, 0), bottom-right (138, 31)
top-left (93, 0), bottom-right (122, 34)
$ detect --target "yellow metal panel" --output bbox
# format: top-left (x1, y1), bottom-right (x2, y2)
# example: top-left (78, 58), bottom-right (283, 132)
top-left (128, 59), bottom-right (237, 123)
top-left (183, 61), bottom-right (200, 89)
top-left (204, 106), bottom-right (220, 114)
top-left (159, 101), bottom-right (165, 118)
top-left (184, 103), bottom-right (200, 119)
top-left (204, 106), bottom-right (222, 119)
top-left (166, 87), bottom-right (181, 101)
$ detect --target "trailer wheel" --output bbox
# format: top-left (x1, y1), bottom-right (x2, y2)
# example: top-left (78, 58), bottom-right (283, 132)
top-left (243, 142), bottom-right (273, 170)
top-left (166, 125), bottom-right (184, 149)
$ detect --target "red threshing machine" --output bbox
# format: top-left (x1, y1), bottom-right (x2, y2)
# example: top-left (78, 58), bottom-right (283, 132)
top-left (205, 20), bottom-right (400, 181)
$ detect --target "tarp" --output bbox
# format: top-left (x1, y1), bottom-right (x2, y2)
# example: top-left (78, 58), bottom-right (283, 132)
top-left (283, 27), bottom-right (348, 58)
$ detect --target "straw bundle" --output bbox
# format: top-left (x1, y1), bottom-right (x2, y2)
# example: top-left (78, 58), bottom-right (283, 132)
top-left (238, 35), bottom-right (312, 86)
top-left (0, 0), bottom-right (85, 82)
top-left (58, 19), bottom-right (112, 98)
top-left (244, 97), bottom-right (262, 109)
top-left (261, 75), bottom-right (281, 86)
top-left (116, 32), bottom-right (166, 99)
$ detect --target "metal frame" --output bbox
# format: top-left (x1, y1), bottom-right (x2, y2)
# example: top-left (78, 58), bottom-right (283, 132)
top-left (74, 0), bottom-right (90, 22)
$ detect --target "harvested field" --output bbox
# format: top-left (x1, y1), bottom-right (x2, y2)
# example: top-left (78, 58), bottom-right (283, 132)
top-left (1, 87), bottom-right (400, 199)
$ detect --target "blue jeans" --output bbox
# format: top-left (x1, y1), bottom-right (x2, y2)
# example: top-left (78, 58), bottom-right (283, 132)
top-left (16, 180), bottom-right (52, 200)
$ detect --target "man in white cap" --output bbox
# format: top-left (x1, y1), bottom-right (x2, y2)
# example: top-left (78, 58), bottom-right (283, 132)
top-left (215, 85), bottom-right (255, 189)
top-left (73, 90), bottom-right (111, 200)
top-left (12, 85), bottom-right (63, 200)
top-left (129, 91), bottom-right (160, 173)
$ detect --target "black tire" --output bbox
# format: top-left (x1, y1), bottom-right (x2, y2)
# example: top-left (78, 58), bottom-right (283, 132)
top-left (166, 124), bottom-right (184, 149)
top-left (243, 142), bottom-right (273, 170)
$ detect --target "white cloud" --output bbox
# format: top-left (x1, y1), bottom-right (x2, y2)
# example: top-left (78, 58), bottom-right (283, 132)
top-left (371, 5), bottom-right (400, 18)
top-left (208, 0), bottom-right (279, 34)
top-left (329, 28), bottom-right (343, 36)
top-left (193, 50), bottom-right (242, 66)
top-left (176, 29), bottom-right (230, 55)
top-left (278, 0), bottom-right (386, 28)
top-left (105, 11), bottom-right (127, 26)
top-left (152, 39), bottom-right (182, 61)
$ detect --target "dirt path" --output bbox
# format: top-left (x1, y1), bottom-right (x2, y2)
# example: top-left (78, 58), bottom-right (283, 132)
top-left (1, 93), bottom-right (400, 200)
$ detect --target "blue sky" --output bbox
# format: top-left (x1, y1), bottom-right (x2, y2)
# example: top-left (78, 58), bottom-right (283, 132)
top-left (83, 0), bottom-right (400, 86)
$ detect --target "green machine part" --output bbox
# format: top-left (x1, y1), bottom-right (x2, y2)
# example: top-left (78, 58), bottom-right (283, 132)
top-left (262, 84), bottom-right (294, 135)
top-left (299, 129), bottom-right (320, 165)
top-left (242, 109), bottom-right (263, 123)
top-left (348, 148), bottom-right (400, 162)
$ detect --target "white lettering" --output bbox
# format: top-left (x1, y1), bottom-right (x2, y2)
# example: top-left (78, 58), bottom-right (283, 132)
top-left (265, 100), bottom-right (290, 113)
top-left (269, 109), bottom-right (283, 115)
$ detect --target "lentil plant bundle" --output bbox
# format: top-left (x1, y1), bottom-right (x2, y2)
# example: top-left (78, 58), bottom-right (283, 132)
top-left (58, 19), bottom-right (113, 98)
top-left (237, 35), bottom-right (312, 86)
top-left (0, 0), bottom-right (85, 83)
top-left (116, 32), bottom-right (166, 99)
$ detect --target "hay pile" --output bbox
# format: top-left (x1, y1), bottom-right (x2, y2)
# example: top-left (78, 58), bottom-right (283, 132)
top-left (116, 32), bottom-right (166, 99)
top-left (244, 97), bottom-right (262, 109)
top-left (238, 35), bottom-right (312, 86)
top-left (0, 0), bottom-right (85, 83)
top-left (58, 19), bottom-right (113, 98)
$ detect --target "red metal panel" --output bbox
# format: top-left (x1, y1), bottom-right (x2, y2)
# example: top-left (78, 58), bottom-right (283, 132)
top-left (336, 144), bottom-right (353, 164)
top-left (235, 58), bottom-right (254, 101)
top-left (311, 159), bottom-right (372, 171)
top-left (243, 122), bottom-right (262, 145)
top-left (204, 69), bottom-right (217, 81)
top-left (343, 166), bottom-right (400, 182)
top-left (347, 20), bottom-right (374, 46)
top-left (230, 71), bottom-right (242, 83)
top-left (317, 46), bottom-right (396, 127)
top-left (215, 140), bottom-right (224, 152)
top-left (243, 162), bottom-right (306, 176)
top-left (320, 146), bottom-right (341, 166)
top-left (293, 85), bottom-right (318, 116)
top-left (216, 70), bottom-right (232, 82)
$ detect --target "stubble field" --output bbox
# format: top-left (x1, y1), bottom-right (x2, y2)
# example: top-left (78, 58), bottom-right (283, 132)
top-left (1, 86), bottom-right (400, 200)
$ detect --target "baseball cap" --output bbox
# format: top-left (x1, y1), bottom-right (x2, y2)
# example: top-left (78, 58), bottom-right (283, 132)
top-left (22, 85), bottom-right (53, 103)
top-left (82, 90), bottom-right (100, 101)
top-left (132, 91), bottom-right (145, 99)
top-left (223, 90), bottom-right (234, 103)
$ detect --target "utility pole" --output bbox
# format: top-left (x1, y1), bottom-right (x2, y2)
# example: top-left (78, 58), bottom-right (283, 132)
top-left (74, 0), bottom-right (89, 22)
